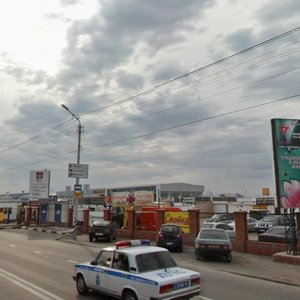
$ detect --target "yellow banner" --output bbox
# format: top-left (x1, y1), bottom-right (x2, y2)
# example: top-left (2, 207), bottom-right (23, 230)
top-left (0, 212), bottom-right (3, 222)
top-left (164, 211), bottom-right (190, 234)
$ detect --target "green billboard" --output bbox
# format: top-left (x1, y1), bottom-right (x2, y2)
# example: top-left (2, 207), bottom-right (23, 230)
top-left (271, 118), bottom-right (300, 209)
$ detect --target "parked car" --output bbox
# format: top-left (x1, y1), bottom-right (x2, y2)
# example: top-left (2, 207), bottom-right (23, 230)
top-left (255, 215), bottom-right (291, 233)
top-left (156, 223), bottom-right (183, 252)
top-left (227, 217), bottom-right (258, 233)
top-left (73, 239), bottom-right (201, 299)
top-left (89, 220), bottom-right (117, 242)
top-left (249, 210), bottom-right (270, 220)
top-left (204, 213), bottom-right (234, 224)
top-left (201, 222), bottom-right (236, 239)
top-left (195, 228), bottom-right (232, 262)
top-left (258, 226), bottom-right (295, 243)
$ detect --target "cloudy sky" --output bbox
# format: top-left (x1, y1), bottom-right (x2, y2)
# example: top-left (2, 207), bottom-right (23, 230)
top-left (0, 0), bottom-right (300, 198)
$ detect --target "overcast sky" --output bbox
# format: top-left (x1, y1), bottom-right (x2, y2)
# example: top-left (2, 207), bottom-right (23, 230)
top-left (0, 0), bottom-right (300, 198)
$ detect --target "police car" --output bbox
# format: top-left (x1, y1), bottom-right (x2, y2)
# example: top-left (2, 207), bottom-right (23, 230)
top-left (73, 239), bottom-right (201, 300)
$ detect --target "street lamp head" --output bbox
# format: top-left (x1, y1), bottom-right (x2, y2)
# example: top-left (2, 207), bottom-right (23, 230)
top-left (61, 104), bottom-right (69, 111)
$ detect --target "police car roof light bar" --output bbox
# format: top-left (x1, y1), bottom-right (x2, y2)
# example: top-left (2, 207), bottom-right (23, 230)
top-left (116, 239), bottom-right (150, 249)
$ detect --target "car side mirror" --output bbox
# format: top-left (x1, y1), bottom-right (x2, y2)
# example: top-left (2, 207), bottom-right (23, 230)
top-left (90, 260), bottom-right (97, 265)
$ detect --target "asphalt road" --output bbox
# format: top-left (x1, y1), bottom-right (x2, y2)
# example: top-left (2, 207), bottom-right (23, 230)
top-left (1, 228), bottom-right (300, 300)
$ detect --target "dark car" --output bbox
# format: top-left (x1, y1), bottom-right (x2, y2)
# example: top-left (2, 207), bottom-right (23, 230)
top-left (205, 213), bottom-right (234, 224)
top-left (258, 226), bottom-right (295, 243)
top-left (255, 214), bottom-right (291, 233)
top-left (89, 221), bottom-right (117, 242)
top-left (195, 228), bottom-right (232, 262)
top-left (156, 224), bottom-right (183, 252)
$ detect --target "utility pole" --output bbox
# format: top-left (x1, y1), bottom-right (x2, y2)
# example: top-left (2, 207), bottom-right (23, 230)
top-left (61, 104), bottom-right (82, 240)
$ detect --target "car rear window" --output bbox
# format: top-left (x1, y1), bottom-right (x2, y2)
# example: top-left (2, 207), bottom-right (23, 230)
top-left (261, 215), bottom-right (281, 222)
top-left (93, 221), bottom-right (110, 227)
top-left (200, 229), bottom-right (228, 240)
top-left (201, 223), bottom-right (214, 228)
top-left (161, 225), bottom-right (179, 233)
top-left (266, 227), bottom-right (285, 235)
top-left (136, 251), bottom-right (177, 273)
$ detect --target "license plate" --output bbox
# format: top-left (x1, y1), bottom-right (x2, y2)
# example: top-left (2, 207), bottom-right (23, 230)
top-left (208, 245), bottom-right (220, 248)
top-left (167, 242), bottom-right (173, 246)
top-left (96, 233), bottom-right (103, 236)
top-left (173, 281), bottom-right (189, 290)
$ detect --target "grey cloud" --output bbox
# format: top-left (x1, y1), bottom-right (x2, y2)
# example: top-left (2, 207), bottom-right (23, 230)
top-left (7, 99), bottom-right (64, 133)
top-left (225, 28), bottom-right (256, 52)
top-left (115, 72), bottom-right (145, 91)
top-left (256, 0), bottom-right (300, 22)
top-left (57, 0), bottom-right (216, 87)
top-left (1, 53), bottom-right (49, 85)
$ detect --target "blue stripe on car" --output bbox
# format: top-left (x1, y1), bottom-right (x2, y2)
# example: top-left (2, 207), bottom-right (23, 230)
top-left (75, 265), bottom-right (158, 286)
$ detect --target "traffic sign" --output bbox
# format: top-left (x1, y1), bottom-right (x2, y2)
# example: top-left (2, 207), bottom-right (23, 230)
top-left (74, 184), bottom-right (82, 197)
top-left (74, 184), bottom-right (82, 191)
top-left (68, 163), bottom-right (89, 178)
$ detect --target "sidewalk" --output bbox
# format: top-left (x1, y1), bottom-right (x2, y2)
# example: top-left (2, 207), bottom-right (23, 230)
top-left (2, 223), bottom-right (300, 287)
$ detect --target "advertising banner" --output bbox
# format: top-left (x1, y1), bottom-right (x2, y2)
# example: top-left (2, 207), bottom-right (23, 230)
top-left (111, 190), bottom-right (154, 207)
top-left (29, 170), bottom-right (50, 201)
top-left (271, 118), bottom-right (300, 208)
top-left (164, 211), bottom-right (190, 233)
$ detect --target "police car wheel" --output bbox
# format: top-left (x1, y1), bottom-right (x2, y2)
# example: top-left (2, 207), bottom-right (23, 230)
top-left (76, 275), bottom-right (88, 295)
top-left (123, 290), bottom-right (137, 300)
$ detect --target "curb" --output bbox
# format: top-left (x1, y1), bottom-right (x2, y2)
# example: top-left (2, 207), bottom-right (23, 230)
top-left (273, 252), bottom-right (300, 265)
top-left (22, 226), bottom-right (64, 234)
top-left (214, 267), bottom-right (300, 288)
top-left (0, 225), bottom-right (22, 230)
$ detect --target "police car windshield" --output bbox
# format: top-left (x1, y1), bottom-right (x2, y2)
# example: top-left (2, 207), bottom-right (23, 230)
top-left (136, 251), bottom-right (177, 273)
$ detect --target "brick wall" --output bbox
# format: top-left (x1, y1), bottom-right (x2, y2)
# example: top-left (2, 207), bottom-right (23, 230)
top-left (64, 207), bottom-right (300, 257)
top-left (245, 240), bottom-right (286, 256)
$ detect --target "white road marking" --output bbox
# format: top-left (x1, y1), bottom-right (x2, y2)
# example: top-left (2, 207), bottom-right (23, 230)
top-left (67, 259), bottom-right (78, 264)
top-left (34, 250), bottom-right (42, 254)
top-left (9, 244), bottom-right (16, 247)
top-left (0, 268), bottom-right (65, 300)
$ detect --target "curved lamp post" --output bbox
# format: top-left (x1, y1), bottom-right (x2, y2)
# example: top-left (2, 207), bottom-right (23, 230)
top-left (61, 104), bottom-right (82, 240)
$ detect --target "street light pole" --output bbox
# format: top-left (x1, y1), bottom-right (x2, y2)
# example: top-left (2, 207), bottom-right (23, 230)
top-left (61, 104), bottom-right (82, 240)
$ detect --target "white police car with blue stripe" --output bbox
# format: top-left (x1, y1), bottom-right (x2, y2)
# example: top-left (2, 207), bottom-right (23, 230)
top-left (73, 239), bottom-right (201, 299)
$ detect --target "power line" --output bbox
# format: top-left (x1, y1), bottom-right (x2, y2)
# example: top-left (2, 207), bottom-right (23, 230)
top-left (0, 119), bottom-right (73, 154)
top-left (94, 93), bottom-right (300, 147)
top-left (81, 26), bottom-right (300, 117)
top-left (1, 26), bottom-right (300, 158)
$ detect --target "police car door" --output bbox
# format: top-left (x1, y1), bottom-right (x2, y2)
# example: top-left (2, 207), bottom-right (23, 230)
top-left (107, 253), bottom-right (130, 297)
top-left (88, 250), bottom-right (112, 292)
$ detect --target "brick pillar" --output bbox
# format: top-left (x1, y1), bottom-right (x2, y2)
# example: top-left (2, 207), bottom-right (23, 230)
top-left (233, 211), bottom-right (248, 252)
top-left (25, 206), bottom-right (32, 226)
top-left (127, 208), bottom-right (135, 239)
top-left (157, 209), bottom-right (166, 231)
top-left (188, 209), bottom-right (200, 237)
top-left (103, 208), bottom-right (111, 221)
top-left (83, 209), bottom-right (90, 234)
top-left (67, 207), bottom-right (73, 228)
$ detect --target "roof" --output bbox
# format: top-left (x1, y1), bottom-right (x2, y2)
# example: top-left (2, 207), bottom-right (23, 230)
top-left (102, 243), bottom-right (168, 256)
